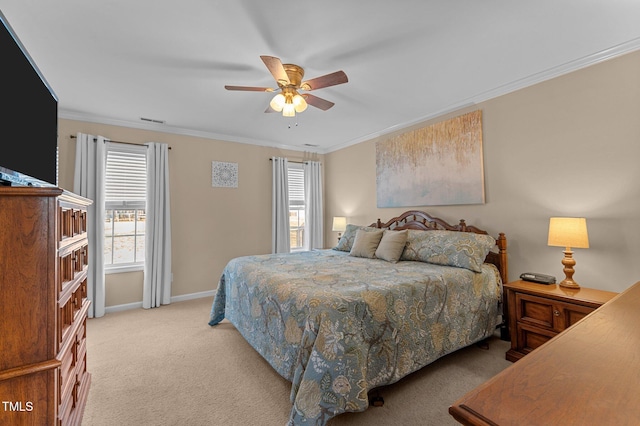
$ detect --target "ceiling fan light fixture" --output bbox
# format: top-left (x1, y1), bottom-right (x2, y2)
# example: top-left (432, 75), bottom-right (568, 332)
top-left (226, 56), bottom-right (347, 117)
top-left (293, 93), bottom-right (307, 113)
top-left (270, 93), bottom-right (285, 112)
top-left (282, 103), bottom-right (296, 117)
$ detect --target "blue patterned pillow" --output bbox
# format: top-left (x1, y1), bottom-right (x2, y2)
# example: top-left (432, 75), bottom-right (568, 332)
top-left (333, 224), bottom-right (378, 252)
top-left (400, 230), bottom-right (495, 272)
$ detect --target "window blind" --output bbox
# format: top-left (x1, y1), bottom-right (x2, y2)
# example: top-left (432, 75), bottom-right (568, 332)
top-left (288, 166), bottom-right (305, 206)
top-left (105, 147), bottom-right (147, 208)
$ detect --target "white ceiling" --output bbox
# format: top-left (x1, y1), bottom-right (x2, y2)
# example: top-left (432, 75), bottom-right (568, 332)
top-left (2, 1), bottom-right (640, 153)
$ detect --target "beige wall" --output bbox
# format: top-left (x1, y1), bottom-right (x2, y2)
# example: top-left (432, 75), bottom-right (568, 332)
top-left (325, 50), bottom-right (640, 293)
top-left (57, 49), bottom-right (639, 306)
top-left (58, 121), bottom-right (322, 307)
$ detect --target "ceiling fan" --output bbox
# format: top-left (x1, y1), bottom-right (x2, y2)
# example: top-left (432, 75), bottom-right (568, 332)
top-left (225, 55), bottom-right (348, 117)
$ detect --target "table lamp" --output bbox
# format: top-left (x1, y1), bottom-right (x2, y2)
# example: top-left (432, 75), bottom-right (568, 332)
top-left (332, 216), bottom-right (347, 242)
top-left (547, 217), bottom-right (589, 289)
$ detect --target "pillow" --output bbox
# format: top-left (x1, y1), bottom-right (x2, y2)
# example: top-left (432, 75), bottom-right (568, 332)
top-left (375, 230), bottom-right (408, 263)
top-left (349, 229), bottom-right (384, 258)
top-left (400, 230), bottom-right (495, 272)
top-left (333, 224), bottom-right (378, 252)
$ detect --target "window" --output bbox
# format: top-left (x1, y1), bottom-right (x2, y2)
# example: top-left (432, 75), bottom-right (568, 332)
top-left (288, 164), bottom-right (305, 251)
top-left (104, 144), bottom-right (147, 272)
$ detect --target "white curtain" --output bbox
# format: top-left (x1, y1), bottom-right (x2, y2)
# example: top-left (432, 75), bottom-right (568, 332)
top-left (73, 132), bottom-right (106, 318)
top-left (303, 161), bottom-right (323, 250)
top-left (272, 157), bottom-right (290, 253)
top-left (143, 142), bottom-right (172, 309)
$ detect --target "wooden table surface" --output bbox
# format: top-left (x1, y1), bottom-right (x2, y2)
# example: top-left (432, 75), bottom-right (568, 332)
top-left (449, 280), bottom-right (640, 426)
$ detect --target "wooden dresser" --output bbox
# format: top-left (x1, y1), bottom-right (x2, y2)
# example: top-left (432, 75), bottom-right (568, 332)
top-left (0, 187), bottom-right (92, 425)
top-left (449, 280), bottom-right (640, 425)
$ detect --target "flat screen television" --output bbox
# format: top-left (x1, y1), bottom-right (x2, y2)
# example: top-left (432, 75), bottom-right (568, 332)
top-left (0, 10), bottom-right (58, 187)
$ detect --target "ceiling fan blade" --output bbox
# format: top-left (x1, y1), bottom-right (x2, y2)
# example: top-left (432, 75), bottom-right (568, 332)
top-left (260, 55), bottom-right (290, 86)
top-left (300, 70), bottom-right (348, 91)
top-left (225, 85), bottom-right (275, 92)
top-left (302, 94), bottom-right (335, 111)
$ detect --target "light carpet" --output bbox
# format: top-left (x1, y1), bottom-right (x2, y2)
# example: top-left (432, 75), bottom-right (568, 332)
top-left (83, 297), bottom-right (512, 426)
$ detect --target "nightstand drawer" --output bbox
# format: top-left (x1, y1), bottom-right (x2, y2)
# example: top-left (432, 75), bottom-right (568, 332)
top-left (516, 322), bottom-right (556, 355)
top-left (516, 293), bottom-right (555, 329)
top-left (515, 293), bottom-right (595, 332)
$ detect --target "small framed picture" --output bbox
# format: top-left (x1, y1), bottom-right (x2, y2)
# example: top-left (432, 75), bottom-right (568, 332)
top-left (211, 161), bottom-right (238, 188)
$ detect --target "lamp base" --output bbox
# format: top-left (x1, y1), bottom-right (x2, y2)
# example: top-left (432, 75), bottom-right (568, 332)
top-left (559, 278), bottom-right (580, 289)
top-left (560, 248), bottom-right (580, 289)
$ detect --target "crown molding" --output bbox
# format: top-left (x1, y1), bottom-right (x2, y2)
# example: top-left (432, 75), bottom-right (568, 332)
top-left (60, 37), bottom-right (640, 156)
top-left (58, 110), bottom-right (324, 154)
top-left (325, 37), bottom-right (640, 154)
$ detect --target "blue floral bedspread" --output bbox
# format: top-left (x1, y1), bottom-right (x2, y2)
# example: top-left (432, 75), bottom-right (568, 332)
top-left (209, 249), bottom-right (501, 425)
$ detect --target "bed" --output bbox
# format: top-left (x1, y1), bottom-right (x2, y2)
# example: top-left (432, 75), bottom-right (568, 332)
top-left (208, 210), bottom-right (508, 425)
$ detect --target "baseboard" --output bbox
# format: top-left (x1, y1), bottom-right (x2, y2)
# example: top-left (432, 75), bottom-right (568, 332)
top-left (171, 290), bottom-right (216, 303)
top-left (104, 289), bottom-right (216, 314)
top-left (105, 301), bottom-right (143, 314)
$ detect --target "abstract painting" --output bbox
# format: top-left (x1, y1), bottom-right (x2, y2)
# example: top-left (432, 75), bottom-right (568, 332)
top-left (376, 110), bottom-right (484, 207)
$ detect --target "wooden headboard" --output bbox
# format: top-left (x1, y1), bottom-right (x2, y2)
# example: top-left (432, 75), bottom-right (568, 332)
top-left (369, 210), bottom-right (508, 285)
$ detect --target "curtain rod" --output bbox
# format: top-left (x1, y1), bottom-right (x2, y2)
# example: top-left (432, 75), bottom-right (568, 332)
top-left (268, 158), bottom-right (320, 165)
top-left (69, 135), bottom-right (171, 149)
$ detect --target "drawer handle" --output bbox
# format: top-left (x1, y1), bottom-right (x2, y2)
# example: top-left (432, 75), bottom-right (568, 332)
top-left (553, 309), bottom-right (560, 317)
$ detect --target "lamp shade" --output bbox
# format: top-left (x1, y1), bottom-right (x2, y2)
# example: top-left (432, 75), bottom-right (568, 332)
top-left (292, 94), bottom-right (307, 113)
top-left (547, 217), bottom-right (589, 249)
top-left (269, 93), bottom-right (285, 112)
top-left (332, 216), bottom-right (347, 232)
top-left (282, 103), bottom-right (295, 117)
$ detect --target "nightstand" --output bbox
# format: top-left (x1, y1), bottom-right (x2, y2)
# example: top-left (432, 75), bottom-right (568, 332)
top-left (505, 280), bottom-right (617, 362)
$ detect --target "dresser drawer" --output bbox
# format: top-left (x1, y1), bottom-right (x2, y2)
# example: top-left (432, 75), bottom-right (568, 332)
top-left (58, 278), bottom-right (87, 349)
top-left (58, 339), bottom-right (76, 409)
top-left (59, 204), bottom-right (88, 241)
top-left (58, 242), bottom-right (89, 294)
top-left (76, 318), bottom-right (87, 366)
top-left (58, 303), bottom-right (89, 426)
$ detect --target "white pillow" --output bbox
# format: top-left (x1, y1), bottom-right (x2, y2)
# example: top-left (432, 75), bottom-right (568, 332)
top-left (349, 229), bottom-right (384, 258)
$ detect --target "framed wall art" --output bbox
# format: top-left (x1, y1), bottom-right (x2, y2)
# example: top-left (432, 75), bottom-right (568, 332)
top-left (211, 161), bottom-right (238, 188)
top-left (376, 110), bottom-right (485, 207)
